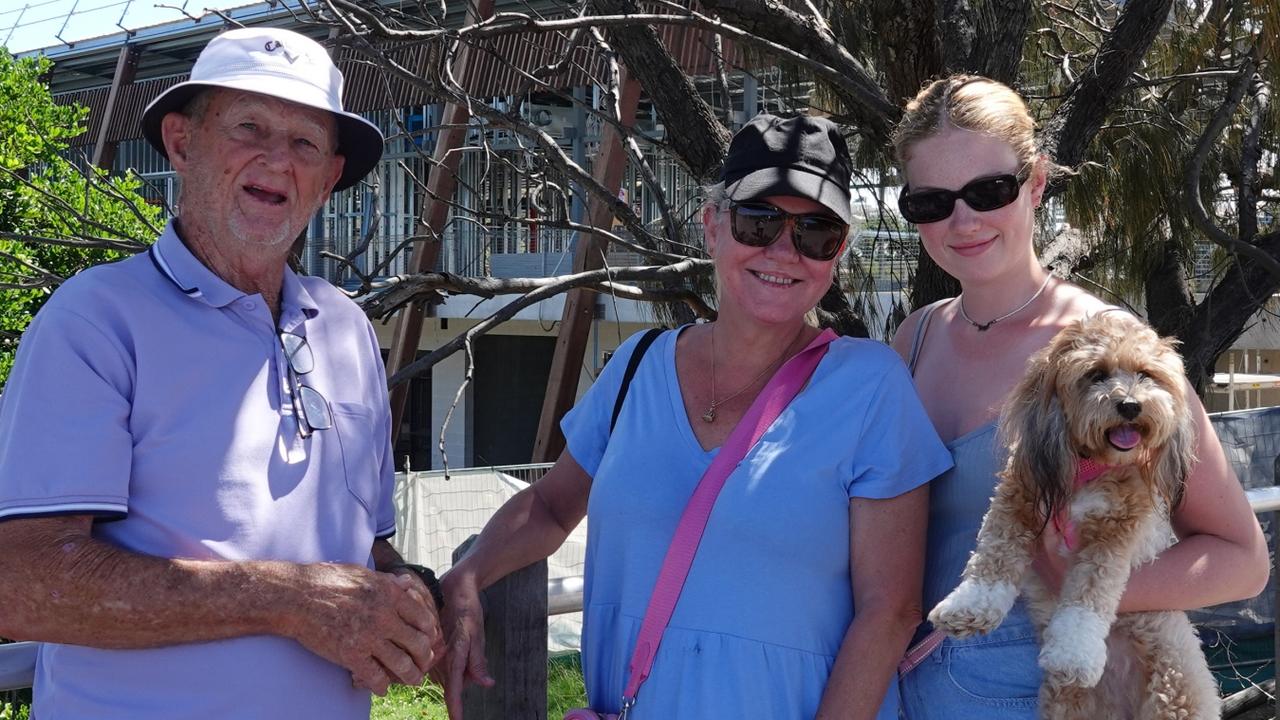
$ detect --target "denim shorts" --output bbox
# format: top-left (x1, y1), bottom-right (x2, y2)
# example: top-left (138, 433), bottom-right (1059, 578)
top-left (898, 608), bottom-right (1042, 720)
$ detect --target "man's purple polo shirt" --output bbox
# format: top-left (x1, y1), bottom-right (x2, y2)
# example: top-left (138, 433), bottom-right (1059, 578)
top-left (0, 221), bottom-right (396, 719)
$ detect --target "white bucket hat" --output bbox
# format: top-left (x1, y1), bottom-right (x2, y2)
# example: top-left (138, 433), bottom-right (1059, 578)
top-left (142, 27), bottom-right (383, 192)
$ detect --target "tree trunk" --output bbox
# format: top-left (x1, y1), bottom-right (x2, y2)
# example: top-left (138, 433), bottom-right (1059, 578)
top-left (938, 0), bottom-right (1031, 83)
top-left (909, 251), bottom-right (961, 311)
top-left (816, 278), bottom-right (870, 337)
top-left (1143, 238), bottom-right (1195, 339)
top-left (863, 0), bottom-right (942, 108)
top-left (1042, 0), bottom-right (1175, 171)
top-left (1179, 231), bottom-right (1280, 392)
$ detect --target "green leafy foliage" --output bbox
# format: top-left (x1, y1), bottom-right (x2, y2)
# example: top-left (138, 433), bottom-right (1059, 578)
top-left (0, 49), bottom-right (160, 388)
top-left (1028, 1), bottom-right (1279, 303)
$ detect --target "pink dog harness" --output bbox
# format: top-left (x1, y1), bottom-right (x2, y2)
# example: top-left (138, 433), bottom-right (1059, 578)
top-left (1052, 457), bottom-right (1114, 551)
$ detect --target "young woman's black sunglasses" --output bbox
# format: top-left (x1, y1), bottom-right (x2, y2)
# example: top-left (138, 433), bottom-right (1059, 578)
top-left (728, 202), bottom-right (848, 261)
top-left (898, 166), bottom-right (1031, 224)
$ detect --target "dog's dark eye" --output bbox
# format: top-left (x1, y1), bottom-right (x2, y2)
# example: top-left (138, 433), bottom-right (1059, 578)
top-left (1136, 371), bottom-right (1150, 381)
top-left (1087, 369), bottom-right (1108, 384)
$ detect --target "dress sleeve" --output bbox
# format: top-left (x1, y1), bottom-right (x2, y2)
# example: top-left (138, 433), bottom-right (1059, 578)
top-left (0, 304), bottom-right (135, 520)
top-left (846, 359), bottom-right (952, 500)
top-left (559, 330), bottom-right (658, 477)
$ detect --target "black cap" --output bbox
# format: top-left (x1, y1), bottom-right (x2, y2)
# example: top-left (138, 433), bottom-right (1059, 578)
top-left (721, 114), bottom-right (853, 224)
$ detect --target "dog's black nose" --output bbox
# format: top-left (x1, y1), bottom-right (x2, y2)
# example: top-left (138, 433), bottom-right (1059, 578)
top-left (1117, 400), bottom-right (1142, 420)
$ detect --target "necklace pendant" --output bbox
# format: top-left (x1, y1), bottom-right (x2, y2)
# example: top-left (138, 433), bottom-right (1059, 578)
top-left (976, 321), bottom-right (994, 331)
top-left (702, 407), bottom-right (716, 423)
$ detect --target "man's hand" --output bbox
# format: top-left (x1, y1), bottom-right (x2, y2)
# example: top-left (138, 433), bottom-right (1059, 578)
top-left (386, 566), bottom-right (448, 677)
top-left (286, 562), bottom-right (443, 695)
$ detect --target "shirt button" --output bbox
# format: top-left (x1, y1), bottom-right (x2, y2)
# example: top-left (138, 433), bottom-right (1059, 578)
top-left (242, 301), bottom-right (256, 311)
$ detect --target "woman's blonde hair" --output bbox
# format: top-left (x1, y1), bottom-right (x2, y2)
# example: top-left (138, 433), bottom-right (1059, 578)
top-left (892, 74), bottom-right (1069, 180)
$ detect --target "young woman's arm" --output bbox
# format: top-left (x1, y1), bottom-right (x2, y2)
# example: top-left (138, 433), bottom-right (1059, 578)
top-left (1119, 385), bottom-right (1269, 610)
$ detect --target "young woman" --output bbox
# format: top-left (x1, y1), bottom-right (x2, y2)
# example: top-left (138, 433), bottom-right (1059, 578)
top-left (889, 74), bottom-right (1269, 719)
top-left (436, 114), bottom-right (952, 720)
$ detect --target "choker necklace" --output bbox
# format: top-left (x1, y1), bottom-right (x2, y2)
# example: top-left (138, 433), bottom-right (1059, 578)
top-left (703, 324), bottom-right (805, 423)
top-left (958, 274), bottom-right (1053, 331)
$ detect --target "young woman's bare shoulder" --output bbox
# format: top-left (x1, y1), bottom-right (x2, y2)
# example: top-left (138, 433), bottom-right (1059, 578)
top-left (1048, 282), bottom-right (1116, 325)
top-left (889, 306), bottom-right (930, 360)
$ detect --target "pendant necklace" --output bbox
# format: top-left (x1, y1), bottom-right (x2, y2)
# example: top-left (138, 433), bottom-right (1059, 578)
top-left (703, 324), bottom-right (806, 423)
top-left (957, 274), bottom-right (1053, 332)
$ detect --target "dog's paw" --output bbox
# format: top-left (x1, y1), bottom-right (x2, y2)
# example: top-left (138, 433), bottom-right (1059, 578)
top-left (928, 580), bottom-right (1018, 638)
top-left (1038, 606), bottom-right (1110, 688)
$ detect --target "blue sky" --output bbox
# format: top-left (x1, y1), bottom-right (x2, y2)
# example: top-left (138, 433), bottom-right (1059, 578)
top-left (1, 0), bottom-right (248, 53)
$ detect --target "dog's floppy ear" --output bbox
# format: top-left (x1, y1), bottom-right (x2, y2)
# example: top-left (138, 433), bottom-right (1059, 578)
top-left (999, 340), bottom-right (1075, 526)
top-left (1148, 375), bottom-right (1197, 511)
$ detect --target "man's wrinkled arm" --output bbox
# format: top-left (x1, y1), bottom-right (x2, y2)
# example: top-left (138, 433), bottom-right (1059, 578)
top-left (0, 514), bottom-right (438, 694)
top-left (0, 514), bottom-right (297, 647)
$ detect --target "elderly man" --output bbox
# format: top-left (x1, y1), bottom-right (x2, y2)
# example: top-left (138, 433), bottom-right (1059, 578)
top-left (0, 27), bottom-right (442, 718)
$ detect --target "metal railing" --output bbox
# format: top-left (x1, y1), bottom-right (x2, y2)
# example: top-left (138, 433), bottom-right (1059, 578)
top-left (3, 484), bottom-right (1280, 693)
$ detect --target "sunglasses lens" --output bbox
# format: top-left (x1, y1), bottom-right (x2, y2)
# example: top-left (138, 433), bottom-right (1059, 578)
top-left (899, 190), bottom-right (955, 224)
top-left (298, 385), bottom-right (332, 431)
top-left (280, 332), bottom-right (314, 374)
top-left (731, 203), bottom-right (786, 247)
top-left (794, 216), bottom-right (846, 260)
top-left (963, 175), bottom-right (1022, 211)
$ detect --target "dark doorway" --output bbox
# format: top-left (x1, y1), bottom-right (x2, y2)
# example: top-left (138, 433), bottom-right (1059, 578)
top-left (385, 350), bottom-right (432, 472)
top-left (473, 334), bottom-right (558, 466)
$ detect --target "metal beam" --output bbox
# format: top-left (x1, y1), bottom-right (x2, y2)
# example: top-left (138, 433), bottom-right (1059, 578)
top-left (386, 0), bottom-right (495, 449)
top-left (90, 43), bottom-right (141, 170)
top-left (531, 73), bottom-right (643, 463)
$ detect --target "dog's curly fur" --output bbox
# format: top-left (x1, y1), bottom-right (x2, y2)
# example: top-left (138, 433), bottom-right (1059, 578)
top-left (928, 312), bottom-right (1219, 720)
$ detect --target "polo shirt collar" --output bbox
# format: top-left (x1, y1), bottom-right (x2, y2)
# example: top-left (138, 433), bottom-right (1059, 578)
top-left (281, 264), bottom-right (320, 320)
top-left (149, 220), bottom-right (318, 319)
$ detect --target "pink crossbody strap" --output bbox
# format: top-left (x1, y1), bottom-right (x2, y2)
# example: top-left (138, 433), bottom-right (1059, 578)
top-left (621, 328), bottom-right (837, 704)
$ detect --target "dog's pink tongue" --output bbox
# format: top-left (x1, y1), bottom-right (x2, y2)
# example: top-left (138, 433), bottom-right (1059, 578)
top-left (1108, 424), bottom-right (1141, 450)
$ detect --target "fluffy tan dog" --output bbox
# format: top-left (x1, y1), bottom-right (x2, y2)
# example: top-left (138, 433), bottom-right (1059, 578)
top-left (928, 312), bottom-right (1219, 720)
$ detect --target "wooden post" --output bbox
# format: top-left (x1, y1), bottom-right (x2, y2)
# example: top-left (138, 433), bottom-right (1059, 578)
top-left (530, 73), bottom-right (643, 463)
top-left (91, 44), bottom-right (141, 170)
top-left (453, 536), bottom-right (548, 720)
top-left (385, 0), bottom-right (496, 447)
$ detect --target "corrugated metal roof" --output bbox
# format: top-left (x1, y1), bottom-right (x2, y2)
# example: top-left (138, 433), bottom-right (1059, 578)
top-left (54, 17), bottom-right (742, 148)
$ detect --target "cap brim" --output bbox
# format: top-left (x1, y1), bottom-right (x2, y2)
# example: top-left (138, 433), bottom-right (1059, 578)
top-left (141, 80), bottom-right (383, 192)
top-left (725, 166), bottom-right (852, 224)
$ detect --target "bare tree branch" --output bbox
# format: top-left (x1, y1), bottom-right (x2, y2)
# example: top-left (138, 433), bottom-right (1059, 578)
top-left (591, 0), bottom-right (731, 179)
top-left (0, 231), bottom-right (148, 254)
top-left (1183, 54), bottom-right (1280, 280)
top-left (381, 258), bottom-right (711, 386)
top-left (700, 0), bottom-right (898, 142)
top-left (1237, 69), bottom-right (1270, 242)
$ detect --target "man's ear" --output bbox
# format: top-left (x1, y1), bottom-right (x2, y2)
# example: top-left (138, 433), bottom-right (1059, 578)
top-left (160, 112), bottom-right (195, 169)
top-left (323, 154), bottom-right (346, 200)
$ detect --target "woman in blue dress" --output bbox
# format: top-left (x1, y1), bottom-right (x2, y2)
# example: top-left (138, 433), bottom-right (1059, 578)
top-left (889, 74), bottom-right (1269, 719)
top-left (437, 114), bottom-right (953, 720)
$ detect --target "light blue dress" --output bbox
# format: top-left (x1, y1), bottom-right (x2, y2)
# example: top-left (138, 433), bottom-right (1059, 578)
top-left (897, 303), bottom-right (1043, 720)
top-left (561, 328), bottom-right (952, 720)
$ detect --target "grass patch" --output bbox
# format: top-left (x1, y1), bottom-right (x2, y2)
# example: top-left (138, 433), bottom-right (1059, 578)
top-left (372, 653), bottom-right (587, 720)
